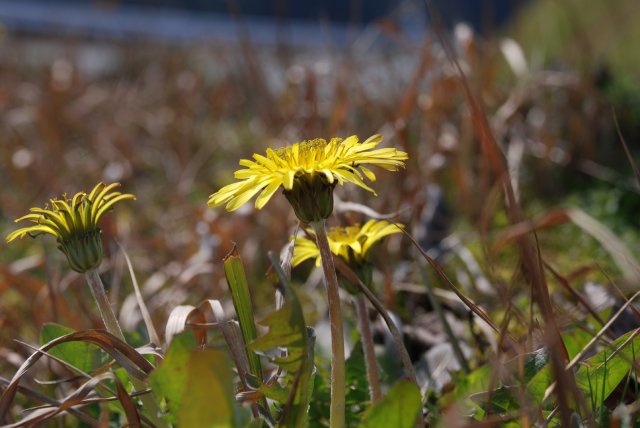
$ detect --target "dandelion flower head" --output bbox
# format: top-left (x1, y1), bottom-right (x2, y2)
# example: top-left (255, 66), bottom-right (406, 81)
top-left (292, 220), bottom-right (403, 267)
top-left (207, 134), bottom-right (408, 215)
top-left (6, 182), bottom-right (136, 272)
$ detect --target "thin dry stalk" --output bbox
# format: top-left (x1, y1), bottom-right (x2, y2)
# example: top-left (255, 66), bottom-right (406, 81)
top-left (355, 295), bottom-right (382, 403)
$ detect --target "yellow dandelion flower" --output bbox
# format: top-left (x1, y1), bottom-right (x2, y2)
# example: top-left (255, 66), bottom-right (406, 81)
top-left (208, 134), bottom-right (408, 223)
top-left (6, 182), bottom-right (136, 273)
top-left (292, 220), bottom-right (403, 267)
top-left (293, 220), bottom-right (403, 292)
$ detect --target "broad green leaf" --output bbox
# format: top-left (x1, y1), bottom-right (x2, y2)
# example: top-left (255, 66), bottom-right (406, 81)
top-left (453, 364), bottom-right (493, 401)
top-left (469, 386), bottom-right (520, 414)
top-left (249, 253), bottom-right (315, 428)
top-left (178, 349), bottom-right (236, 428)
top-left (150, 332), bottom-right (244, 427)
top-left (563, 329), bottom-right (593, 360)
top-left (148, 332), bottom-right (197, 424)
top-left (527, 364), bottom-right (554, 406)
top-left (453, 352), bottom-right (550, 421)
top-left (344, 341), bottom-right (371, 423)
top-left (39, 323), bottom-right (102, 373)
top-left (308, 362), bottom-right (331, 428)
top-left (449, 364), bottom-right (493, 418)
top-left (522, 348), bottom-right (550, 382)
top-left (360, 380), bottom-right (422, 428)
top-left (223, 249), bottom-right (263, 384)
top-left (574, 328), bottom-right (640, 410)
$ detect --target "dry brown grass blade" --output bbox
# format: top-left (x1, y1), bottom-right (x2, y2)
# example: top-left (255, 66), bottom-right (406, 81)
top-left (0, 330), bottom-right (154, 421)
top-left (399, 226), bottom-right (505, 340)
top-left (117, 241), bottom-right (161, 347)
top-left (501, 207), bottom-right (640, 291)
top-left (114, 376), bottom-right (142, 428)
top-left (566, 208), bottom-right (640, 289)
top-left (493, 209), bottom-right (570, 252)
top-left (331, 256), bottom-right (417, 384)
top-left (612, 107), bottom-right (640, 188)
top-left (0, 376), bottom-right (99, 427)
top-left (15, 340), bottom-right (92, 381)
top-left (164, 304), bottom-right (207, 346)
top-left (430, 6), bottom-right (568, 371)
top-left (543, 262), bottom-right (606, 327)
top-left (3, 372), bottom-right (114, 428)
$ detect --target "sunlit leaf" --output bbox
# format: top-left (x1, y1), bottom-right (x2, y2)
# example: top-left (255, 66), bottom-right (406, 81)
top-left (574, 328), bottom-right (640, 410)
top-left (148, 332), bottom-right (197, 424)
top-left (39, 323), bottom-right (102, 374)
top-left (178, 349), bottom-right (238, 428)
top-left (527, 365), bottom-right (554, 407)
top-left (360, 380), bottom-right (422, 428)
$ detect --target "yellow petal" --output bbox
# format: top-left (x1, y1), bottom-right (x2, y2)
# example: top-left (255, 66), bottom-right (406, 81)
top-left (255, 180), bottom-right (282, 209)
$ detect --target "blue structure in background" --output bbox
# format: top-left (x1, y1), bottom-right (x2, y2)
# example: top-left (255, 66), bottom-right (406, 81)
top-left (0, 0), bottom-right (523, 44)
top-left (37, 0), bottom-right (396, 24)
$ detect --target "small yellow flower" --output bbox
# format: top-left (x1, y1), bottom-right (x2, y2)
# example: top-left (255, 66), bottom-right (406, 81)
top-left (292, 220), bottom-right (403, 267)
top-left (6, 182), bottom-right (135, 273)
top-left (207, 135), bottom-right (407, 223)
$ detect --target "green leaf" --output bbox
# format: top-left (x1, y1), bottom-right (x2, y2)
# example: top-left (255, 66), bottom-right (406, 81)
top-left (223, 249), bottom-right (263, 382)
top-left (308, 362), bottom-right (331, 428)
top-left (563, 329), bottom-right (594, 360)
top-left (39, 323), bottom-right (102, 373)
top-left (453, 364), bottom-right (493, 401)
top-left (469, 386), bottom-right (521, 414)
top-left (249, 253), bottom-right (315, 428)
top-left (574, 328), bottom-right (640, 410)
top-left (178, 349), bottom-right (238, 428)
top-left (360, 380), bottom-right (422, 428)
top-left (522, 348), bottom-right (550, 382)
top-left (527, 364), bottom-right (554, 407)
top-left (448, 364), bottom-right (493, 418)
top-left (150, 331), bottom-right (244, 427)
top-left (148, 331), bottom-right (197, 424)
top-left (344, 341), bottom-right (371, 423)
top-left (309, 335), bottom-right (374, 427)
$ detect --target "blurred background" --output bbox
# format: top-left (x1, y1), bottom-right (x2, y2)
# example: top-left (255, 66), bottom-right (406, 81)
top-left (0, 0), bottom-right (638, 386)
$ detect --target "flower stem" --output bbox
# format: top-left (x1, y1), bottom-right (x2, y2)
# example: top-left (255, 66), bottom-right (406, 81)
top-left (85, 269), bottom-right (168, 428)
top-left (85, 268), bottom-right (125, 341)
top-left (355, 295), bottom-right (382, 403)
top-left (311, 220), bottom-right (345, 428)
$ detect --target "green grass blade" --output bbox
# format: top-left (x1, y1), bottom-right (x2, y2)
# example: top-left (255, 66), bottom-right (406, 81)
top-left (223, 246), bottom-right (262, 383)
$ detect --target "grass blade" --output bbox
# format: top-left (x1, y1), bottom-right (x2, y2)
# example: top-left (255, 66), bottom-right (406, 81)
top-left (223, 245), bottom-right (263, 383)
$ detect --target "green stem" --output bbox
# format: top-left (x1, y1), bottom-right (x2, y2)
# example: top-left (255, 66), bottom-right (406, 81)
top-left (355, 295), bottom-right (382, 403)
top-left (311, 220), bottom-right (345, 428)
top-left (85, 268), bottom-right (125, 341)
top-left (85, 269), bottom-right (168, 428)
